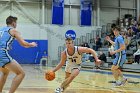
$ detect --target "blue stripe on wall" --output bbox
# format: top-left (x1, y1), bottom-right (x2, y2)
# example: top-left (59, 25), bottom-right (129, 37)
top-left (9, 40), bottom-right (48, 64)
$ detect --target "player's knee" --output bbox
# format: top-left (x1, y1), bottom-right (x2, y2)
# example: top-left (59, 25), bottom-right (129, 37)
top-left (2, 72), bottom-right (9, 76)
top-left (2, 70), bottom-right (9, 76)
top-left (70, 75), bottom-right (77, 80)
top-left (20, 72), bottom-right (25, 78)
top-left (65, 76), bottom-right (69, 79)
top-left (21, 71), bottom-right (25, 78)
top-left (111, 67), bottom-right (116, 71)
top-left (16, 71), bottom-right (25, 78)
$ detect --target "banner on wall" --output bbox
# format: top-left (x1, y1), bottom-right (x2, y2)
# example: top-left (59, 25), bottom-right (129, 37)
top-left (52, 0), bottom-right (64, 25)
top-left (80, 0), bottom-right (92, 26)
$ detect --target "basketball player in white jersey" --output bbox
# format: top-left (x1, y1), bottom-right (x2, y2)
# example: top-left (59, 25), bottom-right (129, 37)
top-left (51, 37), bottom-right (101, 93)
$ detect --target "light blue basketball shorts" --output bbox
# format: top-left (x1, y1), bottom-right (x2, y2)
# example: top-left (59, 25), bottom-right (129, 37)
top-left (0, 49), bottom-right (13, 67)
top-left (113, 54), bottom-right (126, 67)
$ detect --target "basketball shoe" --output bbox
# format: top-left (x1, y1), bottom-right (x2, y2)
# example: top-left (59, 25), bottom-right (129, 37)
top-left (55, 87), bottom-right (64, 93)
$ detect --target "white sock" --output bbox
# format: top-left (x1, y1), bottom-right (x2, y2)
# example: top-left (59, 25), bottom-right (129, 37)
top-left (116, 80), bottom-right (121, 84)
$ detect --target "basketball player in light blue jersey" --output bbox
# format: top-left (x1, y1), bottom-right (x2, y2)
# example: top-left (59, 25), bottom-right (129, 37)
top-left (0, 16), bottom-right (37, 93)
top-left (106, 26), bottom-right (127, 87)
top-left (50, 37), bottom-right (101, 93)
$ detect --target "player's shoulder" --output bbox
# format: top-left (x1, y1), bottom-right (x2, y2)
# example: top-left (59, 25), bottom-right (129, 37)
top-left (77, 46), bottom-right (88, 52)
top-left (10, 28), bottom-right (17, 32)
top-left (61, 50), bottom-right (67, 55)
top-left (76, 46), bottom-right (83, 50)
top-left (117, 35), bottom-right (123, 40)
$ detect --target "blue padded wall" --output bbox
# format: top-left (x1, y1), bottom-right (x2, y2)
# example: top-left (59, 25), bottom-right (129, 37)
top-left (9, 40), bottom-right (48, 64)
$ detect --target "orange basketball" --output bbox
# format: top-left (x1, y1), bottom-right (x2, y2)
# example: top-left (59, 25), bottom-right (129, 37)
top-left (45, 70), bottom-right (55, 81)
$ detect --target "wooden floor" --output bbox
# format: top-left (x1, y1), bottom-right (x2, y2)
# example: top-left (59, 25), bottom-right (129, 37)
top-left (2, 64), bottom-right (140, 93)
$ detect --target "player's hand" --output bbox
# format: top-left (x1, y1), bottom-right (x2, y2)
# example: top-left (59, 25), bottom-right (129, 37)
top-left (95, 59), bottom-right (102, 65)
top-left (110, 51), bottom-right (116, 55)
top-left (105, 36), bottom-right (110, 41)
top-left (29, 42), bottom-right (37, 47)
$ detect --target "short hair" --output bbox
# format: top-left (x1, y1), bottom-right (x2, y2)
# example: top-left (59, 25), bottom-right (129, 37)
top-left (111, 23), bottom-right (116, 28)
top-left (6, 16), bottom-right (17, 25)
top-left (65, 37), bottom-right (73, 42)
top-left (112, 26), bottom-right (121, 32)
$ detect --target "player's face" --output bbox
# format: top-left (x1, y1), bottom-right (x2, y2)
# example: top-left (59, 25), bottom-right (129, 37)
top-left (12, 21), bottom-right (17, 28)
top-left (113, 29), bottom-right (118, 36)
top-left (65, 40), bottom-right (74, 49)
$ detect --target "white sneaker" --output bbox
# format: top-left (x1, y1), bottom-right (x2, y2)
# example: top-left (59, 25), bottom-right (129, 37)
top-left (113, 82), bottom-right (122, 87)
top-left (121, 78), bottom-right (127, 86)
top-left (55, 87), bottom-right (63, 93)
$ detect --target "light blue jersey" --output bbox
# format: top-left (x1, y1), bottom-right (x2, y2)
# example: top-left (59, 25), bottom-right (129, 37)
top-left (0, 26), bottom-right (15, 67)
top-left (0, 26), bottom-right (15, 50)
top-left (113, 35), bottom-right (126, 67)
top-left (114, 35), bottom-right (126, 55)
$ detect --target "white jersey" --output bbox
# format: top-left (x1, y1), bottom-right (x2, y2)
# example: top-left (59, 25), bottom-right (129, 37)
top-left (65, 46), bottom-right (82, 64)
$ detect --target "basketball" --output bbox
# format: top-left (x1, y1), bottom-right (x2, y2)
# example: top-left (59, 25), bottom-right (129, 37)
top-left (45, 70), bottom-right (55, 81)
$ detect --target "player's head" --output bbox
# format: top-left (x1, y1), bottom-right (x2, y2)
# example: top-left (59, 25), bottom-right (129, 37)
top-left (65, 37), bottom-right (74, 48)
top-left (112, 26), bottom-right (121, 36)
top-left (6, 16), bottom-right (17, 28)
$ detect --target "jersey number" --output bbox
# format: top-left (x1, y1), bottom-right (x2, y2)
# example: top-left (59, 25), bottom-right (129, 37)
top-left (71, 58), bottom-right (76, 62)
top-left (0, 31), bottom-right (4, 38)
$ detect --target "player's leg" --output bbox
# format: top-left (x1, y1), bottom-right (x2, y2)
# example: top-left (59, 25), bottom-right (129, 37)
top-left (111, 65), bottom-right (120, 81)
top-left (61, 68), bottom-right (80, 89)
top-left (118, 55), bottom-right (127, 85)
top-left (0, 67), bottom-right (9, 92)
top-left (111, 54), bottom-right (127, 86)
top-left (55, 69), bottom-right (80, 93)
top-left (5, 60), bottom-right (25, 93)
top-left (63, 72), bottom-right (71, 90)
top-left (111, 55), bottom-right (122, 86)
top-left (55, 62), bottom-right (71, 93)
top-left (65, 72), bottom-right (71, 79)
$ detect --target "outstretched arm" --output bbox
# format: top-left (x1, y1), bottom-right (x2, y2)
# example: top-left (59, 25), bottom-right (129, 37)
top-left (52, 51), bottom-right (67, 72)
top-left (79, 47), bottom-right (101, 62)
top-left (10, 29), bottom-right (37, 48)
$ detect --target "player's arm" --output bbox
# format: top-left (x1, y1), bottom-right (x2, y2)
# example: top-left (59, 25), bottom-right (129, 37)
top-left (114, 44), bottom-right (125, 53)
top-left (52, 51), bottom-right (67, 72)
top-left (78, 47), bottom-right (100, 62)
top-left (10, 29), bottom-right (37, 48)
top-left (114, 37), bottom-right (126, 53)
top-left (105, 36), bottom-right (115, 45)
top-left (110, 37), bottom-right (126, 55)
top-left (133, 49), bottom-right (140, 56)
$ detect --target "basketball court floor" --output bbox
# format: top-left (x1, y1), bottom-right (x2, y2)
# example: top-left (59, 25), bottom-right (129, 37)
top-left (2, 64), bottom-right (140, 93)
